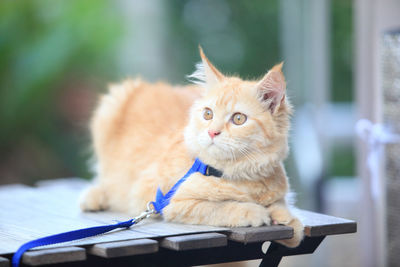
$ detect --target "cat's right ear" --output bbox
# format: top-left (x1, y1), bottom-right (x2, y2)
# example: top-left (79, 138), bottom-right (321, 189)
top-left (187, 46), bottom-right (224, 87)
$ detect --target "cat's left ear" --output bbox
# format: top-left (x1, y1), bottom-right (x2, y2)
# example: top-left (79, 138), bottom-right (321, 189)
top-left (256, 62), bottom-right (286, 113)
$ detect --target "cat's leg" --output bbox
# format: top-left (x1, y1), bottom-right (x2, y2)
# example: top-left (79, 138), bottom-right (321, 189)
top-left (267, 199), bottom-right (304, 247)
top-left (163, 198), bottom-right (271, 227)
top-left (162, 173), bottom-right (271, 226)
top-left (179, 173), bottom-right (287, 208)
top-left (79, 181), bottom-right (109, 211)
top-left (175, 173), bottom-right (254, 203)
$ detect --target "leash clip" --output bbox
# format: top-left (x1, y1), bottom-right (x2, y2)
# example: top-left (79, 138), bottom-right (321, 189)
top-left (133, 202), bottom-right (156, 224)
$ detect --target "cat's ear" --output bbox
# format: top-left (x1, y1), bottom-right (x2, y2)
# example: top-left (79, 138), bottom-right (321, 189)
top-left (187, 46), bottom-right (224, 87)
top-left (195, 46), bottom-right (224, 87)
top-left (256, 62), bottom-right (286, 113)
top-left (199, 46), bottom-right (224, 85)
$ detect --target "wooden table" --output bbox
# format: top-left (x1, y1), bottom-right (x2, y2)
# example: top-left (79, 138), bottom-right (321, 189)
top-left (0, 178), bottom-right (356, 267)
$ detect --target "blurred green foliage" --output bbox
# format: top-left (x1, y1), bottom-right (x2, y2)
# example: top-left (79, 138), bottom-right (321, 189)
top-left (330, 0), bottom-right (354, 177)
top-left (331, 144), bottom-right (355, 177)
top-left (331, 0), bottom-right (353, 102)
top-left (0, 0), bottom-right (124, 183)
top-left (164, 0), bottom-right (280, 82)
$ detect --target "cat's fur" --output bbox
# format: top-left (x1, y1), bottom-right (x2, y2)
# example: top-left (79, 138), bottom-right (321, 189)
top-left (80, 48), bottom-right (304, 247)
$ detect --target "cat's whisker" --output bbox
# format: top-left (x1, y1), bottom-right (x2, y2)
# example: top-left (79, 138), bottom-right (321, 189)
top-left (229, 146), bottom-right (237, 163)
top-left (237, 147), bottom-right (254, 163)
top-left (239, 147), bottom-right (259, 163)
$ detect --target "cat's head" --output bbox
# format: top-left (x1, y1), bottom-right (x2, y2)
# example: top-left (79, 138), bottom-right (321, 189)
top-left (184, 47), bottom-right (292, 178)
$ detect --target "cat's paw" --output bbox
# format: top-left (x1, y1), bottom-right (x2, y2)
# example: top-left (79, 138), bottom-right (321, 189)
top-left (270, 206), bottom-right (292, 225)
top-left (275, 217), bottom-right (304, 248)
top-left (233, 202), bottom-right (271, 227)
top-left (79, 185), bottom-right (108, 211)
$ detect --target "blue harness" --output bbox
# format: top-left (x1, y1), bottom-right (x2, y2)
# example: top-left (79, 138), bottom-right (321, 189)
top-left (151, 157), bottom-right (207, 213)
top-left (12, 158), bottom-right (220, 267)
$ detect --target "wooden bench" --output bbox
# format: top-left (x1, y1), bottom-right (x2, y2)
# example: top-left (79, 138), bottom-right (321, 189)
top-left (0, 178), bottom-right (356, 267)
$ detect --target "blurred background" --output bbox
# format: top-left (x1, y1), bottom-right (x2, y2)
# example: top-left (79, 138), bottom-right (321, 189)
top-left (0, 0), bottom-right (354, 185)
top-left (1, 1), bottom-right (399, 267)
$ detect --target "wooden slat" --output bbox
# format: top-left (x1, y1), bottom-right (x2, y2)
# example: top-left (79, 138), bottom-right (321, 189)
top-left (0, 184), bottom-right (31, 192)
top-left (36, 178), bottom-right (89, 190)
top-left (0, 257), bottom-right (9, 267)
top-left (160, 233), bottom-right (227, 251)
top-left (133, 218), bottom-right (228, 237)
top-left (293, 209), bottom-right (357, 237)
top-left (228, 225), bottom-right (293, 244)
top-left (22, 247), bottom-right (85, 266)
top-left (87, 239), bottom-right (158, 258)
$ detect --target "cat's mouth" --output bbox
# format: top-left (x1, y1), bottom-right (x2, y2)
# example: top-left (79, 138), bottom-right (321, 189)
top-left (208, 139), bottom-right (220, 147)
top-left (205, 140), bottom-right (219, 151)
top-left (207, 142), bottom-right (216, 148)
top-left (206, 141), bottom-right (230, 155)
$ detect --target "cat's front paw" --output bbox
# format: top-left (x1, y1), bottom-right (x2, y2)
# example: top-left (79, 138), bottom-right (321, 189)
top-left (270, 206), bottom-right (292, 225)
top-left (233, 202), bottom-right (271, 227)
top-left (79, 185), bottom-right (108, 211)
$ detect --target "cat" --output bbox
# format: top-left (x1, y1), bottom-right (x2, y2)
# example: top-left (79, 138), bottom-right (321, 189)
top-left (80, 47), bottom-right (304, 247)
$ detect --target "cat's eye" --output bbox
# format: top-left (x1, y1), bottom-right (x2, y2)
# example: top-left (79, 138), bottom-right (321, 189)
top-left (232, 113), bottom-right (247, 125)
top-left (203, 108), bottom-right (213, 120)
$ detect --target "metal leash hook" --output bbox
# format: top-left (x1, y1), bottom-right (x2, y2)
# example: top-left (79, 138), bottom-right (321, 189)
top-left (132, 202), bottom-right (156, 224)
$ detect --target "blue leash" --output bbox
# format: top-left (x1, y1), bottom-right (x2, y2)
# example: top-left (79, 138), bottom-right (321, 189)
top-left (12, 158), bottom-right (208, 267)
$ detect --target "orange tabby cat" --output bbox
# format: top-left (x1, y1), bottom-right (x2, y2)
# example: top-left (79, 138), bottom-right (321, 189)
top-left (80, 47), bottom-right (304, 247)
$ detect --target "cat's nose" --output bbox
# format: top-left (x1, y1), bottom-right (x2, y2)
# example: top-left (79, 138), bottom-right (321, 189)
top-left (208, 130), bottom-right (221, 139)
